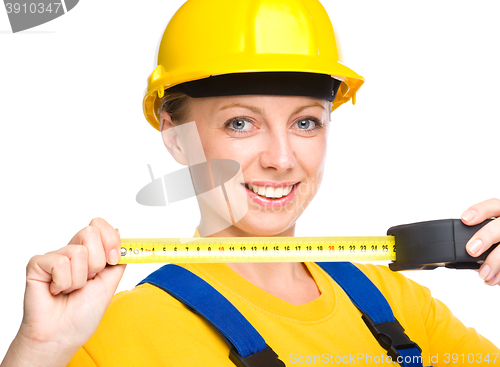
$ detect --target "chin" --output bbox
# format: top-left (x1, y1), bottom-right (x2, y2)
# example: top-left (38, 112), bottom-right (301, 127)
top-left (235, 215), bottom-right (296, 237)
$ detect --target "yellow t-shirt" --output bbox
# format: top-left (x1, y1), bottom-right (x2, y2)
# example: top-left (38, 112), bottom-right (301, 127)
top-left (67, 229), bottom-right (499, 366)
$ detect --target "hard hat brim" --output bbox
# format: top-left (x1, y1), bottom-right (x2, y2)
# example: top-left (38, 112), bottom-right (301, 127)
top-left (165, 72), bottom-right (342, 102)
top-left (144, 58), bottom-right (364, 131)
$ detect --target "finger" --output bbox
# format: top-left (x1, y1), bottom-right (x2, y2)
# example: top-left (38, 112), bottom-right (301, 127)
top-left (27, 253), bottom-right (72, 296)
top-left (93, 263), bottom-right (127, 299)
top-left (478, 244), bottom-right (500, 285)
top-left (461, 198), bottom-right (500, 226)
top-left (67, 224), bottom-right (106, 275)
top-left (49, 245), bottom-right (89, 293)
top-left (67, 218), bottom-right (120, 274)
top-left (464, 217), bottom-right (500, 257)
top-left (483, 260), bottom-right (500, 286)
top-left (88, 218), bottom-right (121, 266)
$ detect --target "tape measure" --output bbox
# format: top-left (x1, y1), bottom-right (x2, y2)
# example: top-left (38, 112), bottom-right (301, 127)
top-left (119, 236), bottom-right (395, 264)
top-left (118, 219), bottom-right (500, 270)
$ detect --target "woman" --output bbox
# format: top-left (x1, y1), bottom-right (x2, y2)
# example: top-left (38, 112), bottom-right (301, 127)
top-left (1, 0), bottom-right (499, 366)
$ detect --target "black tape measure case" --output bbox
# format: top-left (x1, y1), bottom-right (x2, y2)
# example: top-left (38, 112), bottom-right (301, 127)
top-left (388, 218), bottom-right (499, 271)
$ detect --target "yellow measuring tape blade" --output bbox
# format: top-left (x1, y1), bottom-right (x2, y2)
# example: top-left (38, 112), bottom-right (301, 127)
top-left (119, 236), bottom-right (396, 263)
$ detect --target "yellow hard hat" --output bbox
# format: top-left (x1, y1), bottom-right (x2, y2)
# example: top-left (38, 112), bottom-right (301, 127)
top-left (143, 0), bottom-right (364, 131)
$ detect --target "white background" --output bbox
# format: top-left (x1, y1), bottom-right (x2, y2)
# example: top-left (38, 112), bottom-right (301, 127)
top-left (1, 0), bottom-right (499, 359)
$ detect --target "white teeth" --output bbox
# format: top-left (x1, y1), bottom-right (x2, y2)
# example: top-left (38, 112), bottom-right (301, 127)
top-left (247, 184), bottom-right (295, 199)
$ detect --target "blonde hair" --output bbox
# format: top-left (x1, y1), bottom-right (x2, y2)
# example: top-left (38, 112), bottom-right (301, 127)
top-left (160, 91), bottom-right (193, 127)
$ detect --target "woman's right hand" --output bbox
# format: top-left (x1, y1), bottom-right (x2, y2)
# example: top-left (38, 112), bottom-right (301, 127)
top-left (1, 218), bottom-right (127, 367)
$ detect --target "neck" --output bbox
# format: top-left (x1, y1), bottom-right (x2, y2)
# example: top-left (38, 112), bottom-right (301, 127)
top-left (226, 262), bottom-right (321, 305)
top-left (198, 221), bottom-right (320, 304)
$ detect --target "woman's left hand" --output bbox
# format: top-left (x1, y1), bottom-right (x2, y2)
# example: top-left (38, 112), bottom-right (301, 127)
top-left (462, 198), bottom-right (500, 286)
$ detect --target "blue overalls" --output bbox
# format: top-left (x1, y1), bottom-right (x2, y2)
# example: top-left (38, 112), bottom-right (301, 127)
top-left (137, 262), bottom-right (429, 367)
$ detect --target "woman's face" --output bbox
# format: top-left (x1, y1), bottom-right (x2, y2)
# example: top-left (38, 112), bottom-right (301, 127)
top-left (161, 94), bottom-right (331, 237)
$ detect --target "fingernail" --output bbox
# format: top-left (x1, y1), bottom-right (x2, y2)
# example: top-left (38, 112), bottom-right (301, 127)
top-left (467, 239), bottom-right (482, 256)
top-left (478, 264), bottom-right (490, 280)
top-left (88, 273), bottom-right (97, 279)
top-left (462, 209), bottom-right (476, 222)
top-left (108, 248), bottom-right (120, 265)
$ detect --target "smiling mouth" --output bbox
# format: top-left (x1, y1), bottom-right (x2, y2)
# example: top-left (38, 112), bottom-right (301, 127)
top-left (240, 182), bottom-right (298, 199)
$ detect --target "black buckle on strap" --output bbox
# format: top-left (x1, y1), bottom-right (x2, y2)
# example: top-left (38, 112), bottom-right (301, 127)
top-left (362, 313), bottom-right (422, 361)
top-left (229, 344), bottom-right (286, 367)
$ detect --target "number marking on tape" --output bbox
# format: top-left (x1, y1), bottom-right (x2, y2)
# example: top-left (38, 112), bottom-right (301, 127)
top-left (118, 237), bottom-right (396, 263)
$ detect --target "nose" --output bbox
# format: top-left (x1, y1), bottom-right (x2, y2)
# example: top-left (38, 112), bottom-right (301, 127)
top-left (259, 128), bottom-right (296, 173)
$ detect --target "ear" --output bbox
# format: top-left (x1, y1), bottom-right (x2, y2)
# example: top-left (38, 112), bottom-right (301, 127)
top-left (160, 111), bottom-right (189, 166)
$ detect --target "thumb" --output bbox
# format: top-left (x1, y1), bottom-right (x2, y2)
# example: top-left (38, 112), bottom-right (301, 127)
top-left (98, 227), bottom-right (126, 295)
top-left (96, 263), bottom-right (127, 298)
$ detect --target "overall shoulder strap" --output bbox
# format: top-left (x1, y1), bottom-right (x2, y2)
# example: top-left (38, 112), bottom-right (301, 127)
top-left (136, 264), bottom-right (285, 367)
top-left (316, 262), bottom-right (426, 367)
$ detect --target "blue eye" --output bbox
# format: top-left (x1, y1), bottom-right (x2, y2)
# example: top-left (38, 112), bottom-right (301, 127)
top-left (295, 118), bottom-right (322, 132)
top-left (231, 119), bottom-right (248, 130)
top-left (297, 120), bottom-right (312, 129)
top-left (224, 117), bottom-right (254, 134)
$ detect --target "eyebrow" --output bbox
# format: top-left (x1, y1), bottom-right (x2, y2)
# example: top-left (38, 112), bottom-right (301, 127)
top-left (218, 102), bottom-right (325, 115)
